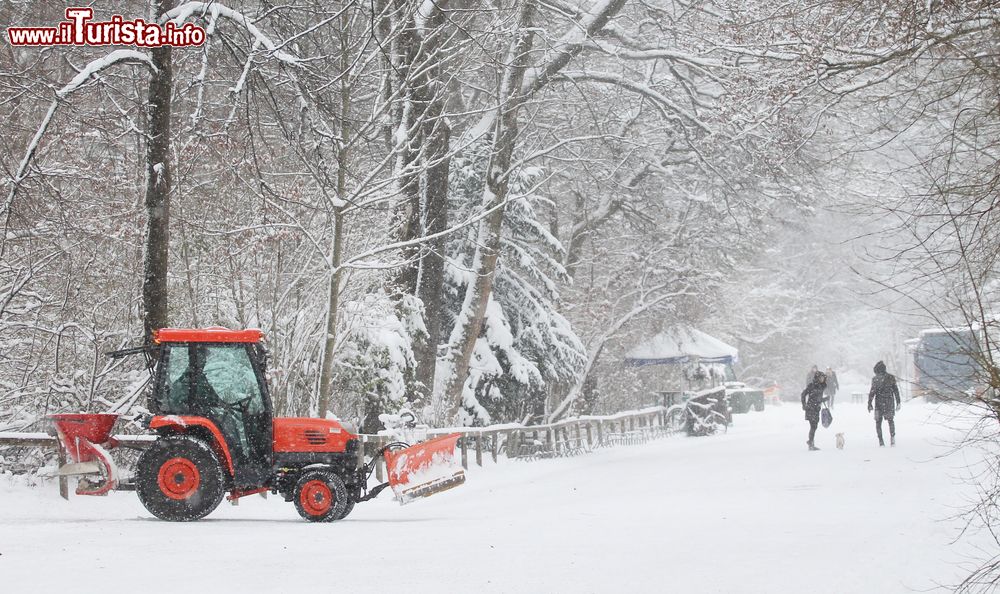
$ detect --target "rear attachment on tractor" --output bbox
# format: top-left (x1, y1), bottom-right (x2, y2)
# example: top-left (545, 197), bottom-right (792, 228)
top-left (380, 433), bottom-right (466, 505)
top-left (49, 413), bottom-right (121, 497)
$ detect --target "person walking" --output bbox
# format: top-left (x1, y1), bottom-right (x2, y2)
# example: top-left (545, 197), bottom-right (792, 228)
top-left (801, 371), bottom-right (828, 451)
top-left (824, 366), bottom-right (840, 409)
top-left (867, 360), bottom-right (901, 446)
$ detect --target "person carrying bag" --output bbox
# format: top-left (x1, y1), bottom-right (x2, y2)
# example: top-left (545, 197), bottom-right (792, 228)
top-left (801, 371), bottom-right (829, 451)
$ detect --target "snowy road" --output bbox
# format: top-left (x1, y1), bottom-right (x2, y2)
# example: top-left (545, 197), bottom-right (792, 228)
top-left (0, 401), bottom-right (991, 594)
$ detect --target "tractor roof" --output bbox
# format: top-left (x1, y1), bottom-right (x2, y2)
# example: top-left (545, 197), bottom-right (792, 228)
top-left (154, 327), bottom-right (263, 344)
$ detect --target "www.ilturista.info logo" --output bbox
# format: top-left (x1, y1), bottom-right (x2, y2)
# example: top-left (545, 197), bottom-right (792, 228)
top-left (6, 8), bottom-right (206, 47)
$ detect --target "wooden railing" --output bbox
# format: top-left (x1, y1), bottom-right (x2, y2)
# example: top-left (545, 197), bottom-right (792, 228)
top-left (0, 432), bottom-right (153, 498)
top-left (359, 405), bottom-right (684, 482)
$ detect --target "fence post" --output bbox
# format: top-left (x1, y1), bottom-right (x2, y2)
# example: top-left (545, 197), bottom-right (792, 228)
top-left (460, 433), bottom-right (469, 469)
top-left (475, 432), bottom-right (483, 467)
top-left (491, 431), bottom-right (499, 463)
top-left (356, 434), bottom-right (366, 471)
top-left (546, 428), bottom-right (553, 454)
top-left (375, 436), bottom-right (386, 482)
top-left (597, 421), bottom-right (604, 446)
top-left (586, 423), bottom-right (593, 448)
top-left (57, 447), bottom-right (68, 500)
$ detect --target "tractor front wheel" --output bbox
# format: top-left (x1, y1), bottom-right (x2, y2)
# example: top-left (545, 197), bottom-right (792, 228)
top-left (136, 435), bottom-right (227, 521)
top-left (293, 470), bottom-right (348, 522)
top-left (335, 496), bottom-right (356, 521)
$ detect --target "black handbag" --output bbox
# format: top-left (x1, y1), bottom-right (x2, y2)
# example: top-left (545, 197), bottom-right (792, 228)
top-left (821, 406), bottom-right (833, 428)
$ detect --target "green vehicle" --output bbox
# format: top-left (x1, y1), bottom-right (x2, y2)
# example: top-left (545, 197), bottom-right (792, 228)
top-left (720, 365), bottom-right (765, 414)
top-left (724, 382), bottom-right (766, 414)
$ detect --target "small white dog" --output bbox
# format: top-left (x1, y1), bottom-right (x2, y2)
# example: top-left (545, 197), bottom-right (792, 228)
top-left (835, 432), bottom-right (845, 450)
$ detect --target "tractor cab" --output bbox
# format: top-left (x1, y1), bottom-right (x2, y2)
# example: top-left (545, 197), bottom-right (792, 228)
top-left (151, 328), bottom-right (273, 487)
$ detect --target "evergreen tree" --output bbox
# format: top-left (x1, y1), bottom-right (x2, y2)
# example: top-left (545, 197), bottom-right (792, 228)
top-left (440, 141), bottom-right (586, 425)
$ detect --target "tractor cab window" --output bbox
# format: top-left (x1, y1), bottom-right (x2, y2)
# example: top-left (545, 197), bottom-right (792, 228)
top-left (159, 343), bottom-right (270, 471)
top-left (164, 345), bottom-right (190, 411)
top-left (201, 345), bottom-right (264, 415)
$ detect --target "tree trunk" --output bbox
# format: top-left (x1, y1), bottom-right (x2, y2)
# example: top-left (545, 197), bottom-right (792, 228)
top-left (413, 116), bottom-right (451, 401)
top-left (443, 0), bottom-right (537, 418)
top-left (142, 0), bottom-right (174, 344)
top-left (316, 208), bottom-right (344, 416)
top-left (316, 14), bottom-right (351, 417)
top-left (391, 4), bottom-right (453, 404)
top-left (390, 6), bottom-right (422, 297)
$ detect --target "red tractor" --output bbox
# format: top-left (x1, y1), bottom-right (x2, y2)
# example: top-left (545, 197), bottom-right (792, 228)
top-left (49, 327), bottom-right (464, 522)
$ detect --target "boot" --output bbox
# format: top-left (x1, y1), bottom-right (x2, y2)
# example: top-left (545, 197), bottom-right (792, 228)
top-left (807, 441), bottom-right (819, 451)
top-left (878, 440), bottom-right (885, 447)
top-left (890, 436), bottom-right (895, 447)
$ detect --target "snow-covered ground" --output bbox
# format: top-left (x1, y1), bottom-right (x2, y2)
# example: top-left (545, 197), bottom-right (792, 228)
top-left (1, 401), bottom-right (994, 593)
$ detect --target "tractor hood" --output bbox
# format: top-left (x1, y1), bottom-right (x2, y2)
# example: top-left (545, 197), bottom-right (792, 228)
top-left (273, 418), bottom-right (357, 453)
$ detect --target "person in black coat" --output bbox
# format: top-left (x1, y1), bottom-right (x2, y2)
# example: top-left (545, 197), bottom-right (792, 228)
top-left (868, 360), bottom-right (901, 446)
top-left (801, 371), bottom-right (829, 451)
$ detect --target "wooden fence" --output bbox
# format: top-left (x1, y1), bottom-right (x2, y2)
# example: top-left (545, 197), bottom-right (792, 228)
top-left (0, 405), bottom-right (685, 495)
top-left (359, 405), bottom-right (684, 482)
top-left (0, 432), bottom-right (153, 498)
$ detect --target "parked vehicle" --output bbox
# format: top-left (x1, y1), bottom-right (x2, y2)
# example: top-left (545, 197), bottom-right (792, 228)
top-left (724, 381), bottom-right (766, 413)
top-left (911, 326), bottom-right (993, 401)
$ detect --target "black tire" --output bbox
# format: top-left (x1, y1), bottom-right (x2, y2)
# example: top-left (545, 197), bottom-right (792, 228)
top-left (293, 470), bottom-right (348, 522)
top-left (334, 481), bottom-right (361, 520)
top-left (136, 435), bottom-right (227, 522)
top-left (753, 400), bottom-right (765, 412)
top-left (335, 498), bottom-right (356, 521)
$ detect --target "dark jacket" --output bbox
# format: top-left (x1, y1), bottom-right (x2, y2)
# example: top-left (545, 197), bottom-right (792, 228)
top-left (801, 380), bottom-right (828, 421)
top-left (868, 361), bottom-right (900, 413)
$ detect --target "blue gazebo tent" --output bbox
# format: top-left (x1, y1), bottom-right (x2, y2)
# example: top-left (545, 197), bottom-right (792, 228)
top-left (625, 327), bottom-right (739, 407)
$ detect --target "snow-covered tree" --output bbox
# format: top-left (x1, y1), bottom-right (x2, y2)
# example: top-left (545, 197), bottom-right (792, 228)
top-left (435, 142), bottom-right (585, 424)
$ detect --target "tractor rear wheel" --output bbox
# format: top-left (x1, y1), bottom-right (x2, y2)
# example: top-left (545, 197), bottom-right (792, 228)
top-left (136, 435), bottom-right (227, 521)
top-left (293, 470), bottom-right (347, 522)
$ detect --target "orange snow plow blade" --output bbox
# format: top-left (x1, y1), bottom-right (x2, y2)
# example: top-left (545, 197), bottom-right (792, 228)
top-left (383, 433), bottom-right (465, 505)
